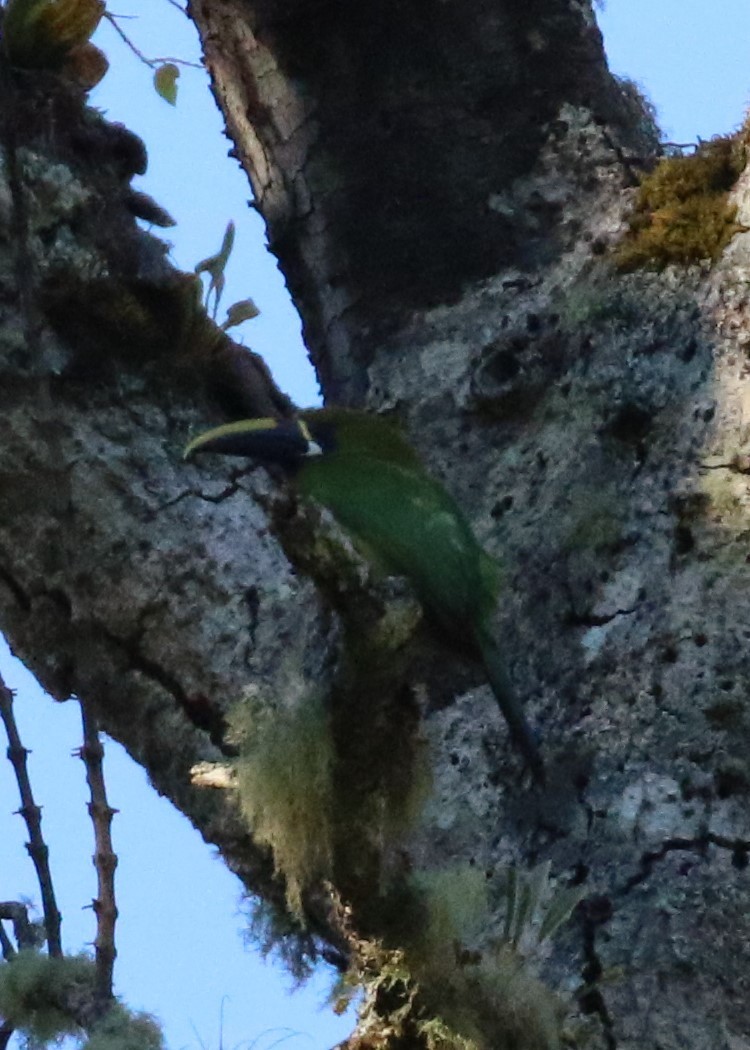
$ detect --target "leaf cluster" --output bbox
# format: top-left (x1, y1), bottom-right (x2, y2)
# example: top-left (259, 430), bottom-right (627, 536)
top-left (195, 221), bottom-right (260, 330)
top-left (2, 0), bottom-right (108, 87)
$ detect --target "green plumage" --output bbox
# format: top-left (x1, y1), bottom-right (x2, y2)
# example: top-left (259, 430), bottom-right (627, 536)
top-left (297, 414), bottom-right (500, 632)
top-left (185, 409), bottom-right (543, 782)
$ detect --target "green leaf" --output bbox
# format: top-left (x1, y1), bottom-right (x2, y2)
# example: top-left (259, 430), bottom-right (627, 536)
top-left (526, 860), bottom-right (552, 928)
top-left (538, 885), bottom-right (584, 943)
top-left (195, 221), bottom-right (236, 317)
top-left (221, 297), bottom-right (260, 330)
top-left (511, 877), bottom-right (532, 947)
top-left (153, 62), bottom-right (179, 106)
top-left (194, 223), bottom-right (235, 281)
top-left (502, 866), bottom-right (517, 943)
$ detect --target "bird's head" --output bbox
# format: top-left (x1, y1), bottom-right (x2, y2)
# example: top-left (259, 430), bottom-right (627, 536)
top-left (184, 409), bottom-right (421, 470)
top-left (183, 417), bottom-right (329, 469)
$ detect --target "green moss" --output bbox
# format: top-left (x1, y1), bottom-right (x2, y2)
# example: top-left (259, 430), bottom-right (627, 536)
top-left (0, 951), bottom-right (95, 1042)
top-left (417, 1017), bottom-right (478, 1050)
top-left (615, 131), bottom-right (749, 270)
top-left (230, 690), bottom-right (335, 917)
top-left (408, 867), bottom-right (490, 957)
top-left (83, 1005), bottom-right (164, 1050)
top-left (341, 864), bottom-right (582, 1050)
top-left (242, 895), bottom-right (318, 983)
top-left (401, 867), bottom-right (569, 1050)
top-left (339, 930), bottom-right (559, 1050)
top-left (41, 271), bottom-right (211, 369)
top-left (229, 637), bottom-right (430, 943)
top-left (331, 939), bottom-right (476, 1050)
top-left (559, 282), bottom-right (642, 332)
top-left (0, 952), bottom-right (166, 1049)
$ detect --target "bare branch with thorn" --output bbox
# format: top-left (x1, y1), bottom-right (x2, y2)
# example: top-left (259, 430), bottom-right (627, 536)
top-left (79, 701), bottom-right (118, 1012)
top-left (0, 675), bottom-right (62, 957)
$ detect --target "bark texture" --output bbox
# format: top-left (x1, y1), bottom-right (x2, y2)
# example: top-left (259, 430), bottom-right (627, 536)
top-left (189, 0), bottom-right (649, 401)
top-left (2, 1), bottom-right (750, 1048)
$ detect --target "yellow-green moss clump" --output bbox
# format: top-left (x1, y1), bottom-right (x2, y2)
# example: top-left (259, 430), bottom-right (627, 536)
top-left (615, 130), bottom-right (749, 270)
top-left (0, 951), bottom-right (164, 1049)
top-left (0, 952), bottom-right (95, 1043)
top-left (401, 866), bottom-right (580, 1050)
top-left (337, 864), bottom-right (583, 1050)
top-left (230, 690), bottom-right (334, 916)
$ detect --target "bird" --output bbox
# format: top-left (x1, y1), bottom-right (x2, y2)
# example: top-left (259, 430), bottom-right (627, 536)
top-left (184, 409), bottom-right (544, 782)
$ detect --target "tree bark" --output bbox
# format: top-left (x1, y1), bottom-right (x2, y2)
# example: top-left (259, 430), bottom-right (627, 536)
top-left (189, 0), bottom-right (648, 402)
top-left (2, 2), bottom-right (750, 1048)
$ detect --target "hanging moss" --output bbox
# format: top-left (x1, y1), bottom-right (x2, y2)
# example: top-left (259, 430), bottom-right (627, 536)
top-left (0, 951), bottom-right (94, 1042)
top-left (615, 129), bottom-right (749, 271)
top-left (83, 1005), bottom-right (164, 1050)
top-left (230, 690), bottom-right (335, 917)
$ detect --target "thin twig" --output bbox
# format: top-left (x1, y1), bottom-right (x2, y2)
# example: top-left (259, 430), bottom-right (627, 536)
top-left (0, 675), bottom-right (62, 956)
top-left (79, 701), bottom-right (118, 1012)
top-left (104, 13), bottom-right (202, 69)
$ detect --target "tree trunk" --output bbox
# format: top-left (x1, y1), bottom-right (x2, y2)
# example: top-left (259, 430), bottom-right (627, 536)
top-left (2, 1), bottom-right (750, 1047)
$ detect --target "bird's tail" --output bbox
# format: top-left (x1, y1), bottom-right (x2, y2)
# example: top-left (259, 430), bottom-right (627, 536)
top-left (474, 623), bottom-right (545, 784)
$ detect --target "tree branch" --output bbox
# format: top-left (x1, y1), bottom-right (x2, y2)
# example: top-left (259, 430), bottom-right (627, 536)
top-left (0, 901), bottom-right (38, 953)
top-left (0, 676), bottom-right (62, 957)
top-left (79, 701), bottom-right (118, 1012)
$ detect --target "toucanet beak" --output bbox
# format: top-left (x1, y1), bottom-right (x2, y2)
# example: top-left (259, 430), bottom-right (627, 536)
top-left (184, 418), bottom-right (321, 466)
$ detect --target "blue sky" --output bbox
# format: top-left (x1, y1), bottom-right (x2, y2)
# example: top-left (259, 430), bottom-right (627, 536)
top-left (1, 2), bottom-right (748, 1047)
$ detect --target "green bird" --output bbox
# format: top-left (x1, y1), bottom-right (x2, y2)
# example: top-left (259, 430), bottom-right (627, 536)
top-left (184, 409), bottom-right (544, 782)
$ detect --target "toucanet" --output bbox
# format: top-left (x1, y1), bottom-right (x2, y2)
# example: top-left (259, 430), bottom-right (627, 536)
top-left (184, 410), bottom-right (544, 782)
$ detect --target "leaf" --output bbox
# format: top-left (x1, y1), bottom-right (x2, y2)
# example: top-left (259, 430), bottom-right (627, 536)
top-left (216, 221), bottom-right (236, 273)
top-left (3, 0), bottom-right (104, 69)
top-left (194, 222), bottom-right (236, 281)
top-left (538, 885), bottom-right (585, 943)
top-left (44, 0), bottom-right (104, 48)
top-left (526, 860), bottom-right (552, 928)
top-left (153, 62), bottom-right (180, 106)
top-left (502, 866), bottom-right (517, 943)
top-left (194, 221), bottom-right (236, 317)
top-left (511, 877), bottom-right (532, 947)
top-left (221, 297), bottom-right (260, 330)
top-left (65, 41), bottom-right (109, 88)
